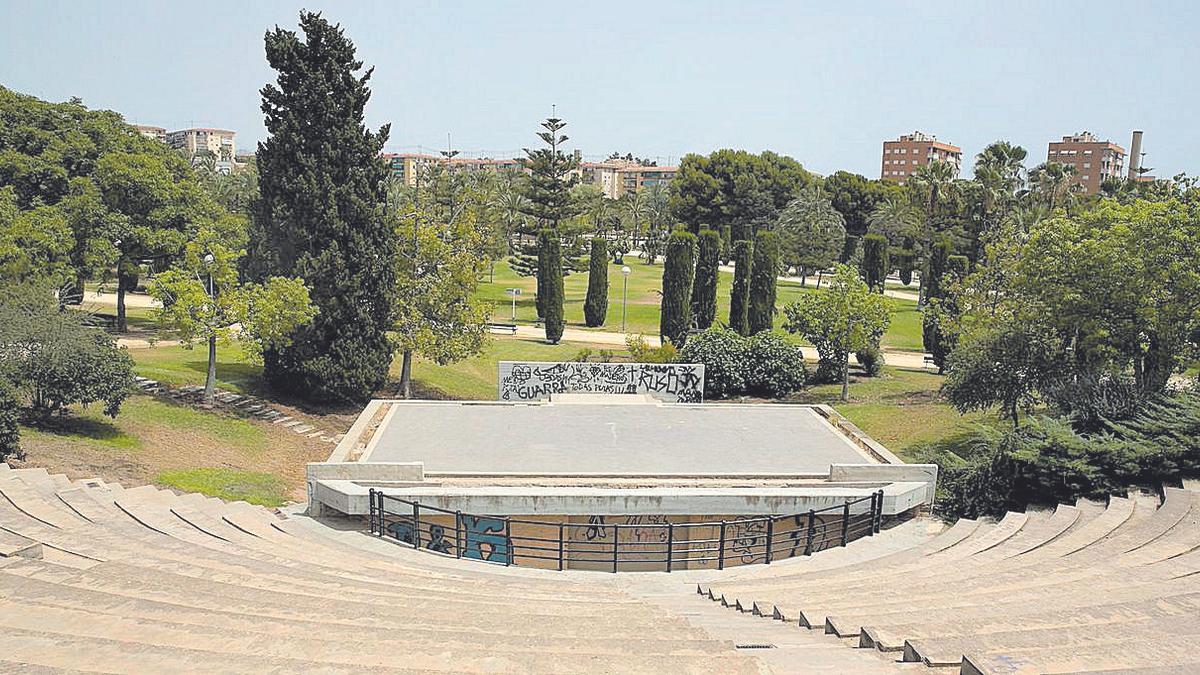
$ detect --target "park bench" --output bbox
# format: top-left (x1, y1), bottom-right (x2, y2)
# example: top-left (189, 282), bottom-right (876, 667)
top-left (486, 322), bottom-right (518, 335)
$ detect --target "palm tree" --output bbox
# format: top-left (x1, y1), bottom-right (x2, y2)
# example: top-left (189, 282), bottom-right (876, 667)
top-left (1028, 162), bottom-right (1079, 210)
top-left (621, 189), bottom-right (649, 249)
top-left (974, 141), bottom-right (1028, 194)
top-left (867, 196), bottom-right (920, 247)
top-left (908, 160), bottom-right (956, 303)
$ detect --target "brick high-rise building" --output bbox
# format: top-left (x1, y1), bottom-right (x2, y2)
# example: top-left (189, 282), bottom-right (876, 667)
top-left (1046, 132), bottom-right (1126, 194)
top-left (881, 131), bottom-right (962, 184)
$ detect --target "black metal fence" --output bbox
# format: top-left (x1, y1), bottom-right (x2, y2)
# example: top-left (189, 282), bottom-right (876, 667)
top-left (367, 489), bottom-right (885, 573)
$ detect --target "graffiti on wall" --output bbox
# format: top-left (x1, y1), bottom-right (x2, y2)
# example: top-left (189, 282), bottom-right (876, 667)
top-left (462, 516), bottom-right (510, 564)
top-left (497, 362), bottom-right (705, 402)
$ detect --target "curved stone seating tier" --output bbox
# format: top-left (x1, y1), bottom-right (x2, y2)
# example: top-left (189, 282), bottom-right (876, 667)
top-left (698, 486), bottom-right (1200, 673)
top-left (0, 467), bottom-right (920, 673)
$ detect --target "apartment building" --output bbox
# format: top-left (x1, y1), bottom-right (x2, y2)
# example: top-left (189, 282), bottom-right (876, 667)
top-left (1046, 132), bottom-right (1126, 194)
top-left (383, 153), bottom-right (528, 187)
top-left (132, 124), bottom-right (166, 142)
top-left (881, 131), bottom-right (962, 184)
top-left (581, 160), bottom-right (677, 198)
top-left (164, 128), bottom-right (237, 173)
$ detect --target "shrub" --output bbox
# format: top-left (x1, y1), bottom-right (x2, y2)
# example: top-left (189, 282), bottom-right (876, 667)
top-left (855, 345), bottom-right (885, 377)
top-left (0, 381), bottom-right (19, 462)
top-left (625, 334), bottom-right (678, 364)
top-left (678, 327), bottom-right (748, 399)
top-left (744, 333), bottom-right (807, 398)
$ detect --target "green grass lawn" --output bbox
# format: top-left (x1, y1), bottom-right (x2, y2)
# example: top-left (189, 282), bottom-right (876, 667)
top-left (477, 260), bottom-right (925, 352)
top-left (20, 396), bottom-right (268, 455)
top-left (155, 468), bottom-right (289, 507)
top-left (130, 343), bottom-right (263, 394)
top-left (796, 367), bottom-right (995, 458)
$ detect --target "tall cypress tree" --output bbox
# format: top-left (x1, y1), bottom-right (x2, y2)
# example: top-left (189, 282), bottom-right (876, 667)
top-left (862, 233), bottom-right (889, 293)
top-left (729, 239), bottom-right (753, 335)
top-left (691, 228), bottom-right (720, 329)
top-left (747, 229), bottom-right (780, 335)
top-left (246, 13), bottom-right (395, 403)
top-left (660, 228), bottom-right (697, 346)
top-left (583, 238), bottom-right (608, 327)
top-left (521, 116), bottom-right (578, 335)
top-left (540, 228), bottom-right (565, 343)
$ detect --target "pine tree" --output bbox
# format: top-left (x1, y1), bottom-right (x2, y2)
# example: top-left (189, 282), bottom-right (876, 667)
top-left (583, 238), bottom-right (608, 327)
top-left (539, 228), bottom-right (565, 343)
top-left (245, 13), bottom-right (395, 403)
top-left (521, 116), bottom-right (578, 329)
top-left (862, 233), bottom-right (890, 293)
top-left (691, 228), bottom-right (720, 329)
top-left (660, 228), bottom-right (697, 345)
top-left (729, 239), bottom-right (753, 335)
top-left (748, 230), bottom-right (780, 334)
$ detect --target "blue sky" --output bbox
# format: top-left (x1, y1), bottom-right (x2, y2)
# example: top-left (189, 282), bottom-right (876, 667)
top-left (2, 0), bottom-right (1196, 178)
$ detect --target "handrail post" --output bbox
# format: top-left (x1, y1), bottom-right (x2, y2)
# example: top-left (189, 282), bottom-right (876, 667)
top-left (841, 501), bottom-right (851, 546)
top-left (367, 488), bottom-right (376, 535)
top-left (718, 521), bottom-right (727, 570)
top-left (764, 516), bottom-right (774, 564)
top-left (875, 490), bottom-right (885, 533)
top-left (804, 509), bottom-right (816, 556)
top-left (666, 522), bottom-right (674, 573)
top-left (558, 522), bottom-right (565, 572)
top-left (375, 491), bottom-right (384, 537)
top-left (504, 517), bottom-right (512, 567)
top-left (612, 524), bottom-right (619, 573)
top-left (454, 510), bottom-right (463, 559)
top-left (868, 492), bottom-right (877, 537)
top-left (411, 501), bottom-right (421, 549)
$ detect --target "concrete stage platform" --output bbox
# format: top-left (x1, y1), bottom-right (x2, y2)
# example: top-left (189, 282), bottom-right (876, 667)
top-left (308, 396), bottom-right (935, 519)
top-left (360, 399), bottom-right (876, 475)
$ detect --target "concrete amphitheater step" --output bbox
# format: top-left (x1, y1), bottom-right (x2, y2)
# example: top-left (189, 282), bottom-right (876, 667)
top-left (903, 611), bottom-right (1200, 667)
top-left (959, 630), bottom-right (1200, 675)
top-left (859, 590), bottom-right (1200, 652)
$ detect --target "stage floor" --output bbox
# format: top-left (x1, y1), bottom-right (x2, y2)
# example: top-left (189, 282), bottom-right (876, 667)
top-left (362, 401), bottom-right (874, 475)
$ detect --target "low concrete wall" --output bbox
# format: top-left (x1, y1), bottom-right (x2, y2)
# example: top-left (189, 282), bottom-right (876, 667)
top-left (305, 462), bottom-right (424, 516)
top-left (812, 405), bottom-right (904, 464)
top-left (831, 463), bottom-right (938, 504)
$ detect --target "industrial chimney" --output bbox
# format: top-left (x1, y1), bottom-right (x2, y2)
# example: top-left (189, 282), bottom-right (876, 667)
top-left (1128, 130), bottom-right (1143, 180)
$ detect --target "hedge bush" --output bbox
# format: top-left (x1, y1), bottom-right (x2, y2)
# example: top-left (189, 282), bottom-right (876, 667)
top-left (678, 327), bottom-right (748, 399)
top-left (744, 332), bottom-right (807, 398)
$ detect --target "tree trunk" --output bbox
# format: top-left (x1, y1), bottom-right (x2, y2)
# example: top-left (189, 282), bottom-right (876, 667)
top-left (116, 269), bottom-right (129, 333)
top-left (398, 349), bottom-right (413, 399)
top-left (800, 269), bottom-right (807, 287)
top-left (204, 334), bottom-right (217, 406)
top-left (816, 270), bottom-right (824, 289)
top-left (841, 354), bottom-right (850, 403)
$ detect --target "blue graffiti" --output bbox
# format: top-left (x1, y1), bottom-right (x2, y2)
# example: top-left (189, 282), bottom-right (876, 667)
top-left (462, 516), bottom-right (510, 564)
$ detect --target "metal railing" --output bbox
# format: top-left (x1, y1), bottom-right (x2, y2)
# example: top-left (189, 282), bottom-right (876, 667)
top-left (367, 489), bottom-right (885, 573)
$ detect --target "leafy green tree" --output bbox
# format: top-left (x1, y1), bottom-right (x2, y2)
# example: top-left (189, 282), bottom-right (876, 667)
top-left (1029, 162), bottom-right (1080, 210)
top-left (728, 239), bottom-right (753, 334)
top-left (867, 197), bottom-right (920, 249)
top-left (909, 160), bottom-right (956, 302)
top-left (539, 228), bottom-right (565, 343)
top-left (0, 191), bottom-right (73, 283)
top-left (941, 318), bottom-right (1066, 426)
top-left (922, 236), bottom-right (954, 366)
top-left (521, 116), bottom-right (579, 327)
top-left (660, 229), bottom-right (697, 345)
top-left (784, 264), bottom-right (891, 400)
top-left (670, 149), bottom-right (814, 241)
top-left (861, 233), bottom-right (889, 293)
top-left (823, 171), bottom-right (904, 238)
top-left (583, 238), bottom-right (608, 327)
top-left (748, 229), bottom-right (780, 334)
top-left (775, 186), bottom-right (846, 285)
top-left (0, 281), bottom-right (134, 419)
top-left (0, 379), bottom-right (18, 462)
top-left (691, 228), bottom-right (720, 329)
top-left (245, 13), bottom-right (396, 403)
top-left (973, 141), bottom-right (1028, 195)
top-left (150, 228), bottom-right (315, 405)
top-left (391, 202), bottom-right (492, 398)
top-left (621, 188), bottom-right (649, 249)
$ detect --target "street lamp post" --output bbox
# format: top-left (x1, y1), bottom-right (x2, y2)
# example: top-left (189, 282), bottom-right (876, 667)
top-left (621, 265), bottom-right (632, 334)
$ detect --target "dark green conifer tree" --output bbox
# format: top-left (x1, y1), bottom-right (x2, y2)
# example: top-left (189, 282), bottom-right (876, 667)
top-left (660, 228), bottom-right (697, 345)
top-left (729, 239), bottom-right (753, 335)
top-left (520, 116), bottom-right (578, 332)
top-left (747, 230), bottom-right (780, 334)
top-left (583, 238), bottom-right (608, 327)
top-left (691, 228), bottom-right (720, 329)
top-left (862, 233), bottom-right (890, 293)
top-left (539, 229), bottom-right (565, 343)
top-left (245, 13), bottom-right (395, 403)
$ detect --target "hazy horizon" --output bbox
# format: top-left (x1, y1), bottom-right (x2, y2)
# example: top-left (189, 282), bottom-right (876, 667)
top-left (2, 0), bottom-right (1196, 179)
